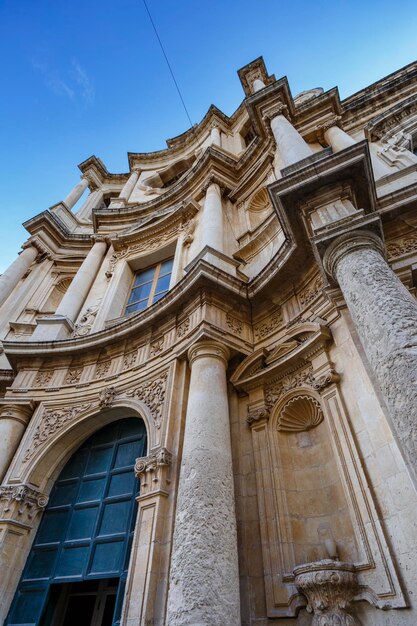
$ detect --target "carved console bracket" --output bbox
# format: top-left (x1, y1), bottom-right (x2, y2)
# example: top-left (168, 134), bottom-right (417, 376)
top-left (135, 447), bottom-right (173, 497)
top-left (294, 560), bottom-right (361, 625)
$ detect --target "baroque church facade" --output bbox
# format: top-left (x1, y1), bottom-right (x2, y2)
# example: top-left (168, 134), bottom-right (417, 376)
top-left (1, 56), bottom-right (417, 626)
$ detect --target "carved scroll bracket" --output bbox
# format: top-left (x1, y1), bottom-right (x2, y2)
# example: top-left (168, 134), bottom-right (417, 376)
top-left (135, 447), bottom-right (173, 497)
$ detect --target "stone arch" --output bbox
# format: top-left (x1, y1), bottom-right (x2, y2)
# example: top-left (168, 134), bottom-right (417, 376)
top-left (7, 396), bottom-right (154, 494)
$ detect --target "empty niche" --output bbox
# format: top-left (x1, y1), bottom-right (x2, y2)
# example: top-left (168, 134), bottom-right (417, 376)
top-left (273, 393), bottom-right (358, 568)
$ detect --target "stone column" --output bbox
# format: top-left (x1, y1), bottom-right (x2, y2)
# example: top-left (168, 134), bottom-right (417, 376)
top-left (76, 189), bottom-right (103, 220)
top-left (63, 177), bottom-right (89, 210)
top-left (167, 341), bottom-right (240, 626)
top-left (201, 182), bottom-right (224, 252)
top-left (0, 404), bottom-right (32, 482)
top-left (0, 244), bottom-right (38, 307)
top-left (252, 78), bottom-right (266, 92)
top-left (323, 230), bottom-right (417, 482)
top-left (210, 124), bottom-right (221, 147)
top-left (118, 169), bottom-right (140, 204)
top-left (270, 110), bottom-right (313, 168)
top-left (324, 125), bottom-right (391, 179)
top-left (55, 237), bottom-right (108, 323)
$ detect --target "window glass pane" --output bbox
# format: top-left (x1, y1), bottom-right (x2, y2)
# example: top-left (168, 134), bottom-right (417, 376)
top-left (154, 273), bottom-right (171, 294)
top-left (125, 299), bottom-right (148, 315)
top-left (99, 501), bottom-right (131, 536)
top-left (160, 258), bottom-right (174, 275)
top-left (55, 546), bottom-right (89, 578)
top-left (66, 506), bottom-right (99, 540)
top-left (133, 266), bottom-right (155, 286)
top-left (24, 549), bottom-right (57, 580)
top-left (86, 448), bottom-right (113, 475)
top-left (77, 478), bottom-right (106, 503)
top-left (108, 472), bottom-right (136, 498)
top-left (49, 482), bottom-right (78, 507)
top-left (90, 541), bottom-right (124, 575)
top-left (153, 290), bottom-right (168, 304)
top-left (37, 510), bottom-right (69, 544)
top-left (127, 282), bottom-right (152, 305)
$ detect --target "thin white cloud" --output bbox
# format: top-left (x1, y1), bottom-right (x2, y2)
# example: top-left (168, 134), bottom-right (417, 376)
top-left (71, 60), bottom-right (95, 105)
top-left (32, 58), bottom-right (94, 107)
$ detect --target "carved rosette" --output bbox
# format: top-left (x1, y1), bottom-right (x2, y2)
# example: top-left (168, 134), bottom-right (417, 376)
top-left (0, 485), bottom-right (48, 528)
top-left (135, 447), bottom-right (173, 496)
top-left (294, 560), bottom-right (361, 625)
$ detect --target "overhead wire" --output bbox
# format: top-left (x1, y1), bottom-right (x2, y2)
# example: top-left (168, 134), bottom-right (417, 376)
top-left (142, 0), bottom-right (195, 131)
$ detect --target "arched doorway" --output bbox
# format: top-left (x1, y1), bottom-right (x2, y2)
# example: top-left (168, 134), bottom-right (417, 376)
top-left (6, 417), bottom-right (147, 626)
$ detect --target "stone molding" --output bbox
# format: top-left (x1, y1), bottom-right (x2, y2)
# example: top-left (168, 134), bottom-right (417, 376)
top-left (0, 484), bottom-right (48, 529)
top-left (293, 560), bottom-right (360, 625)
top-left (135, 447), bottom-right (173, 497)
top-left (188, 340), bottom-right (230, 368)
top-left (323, 230), bottom-right (385, 280)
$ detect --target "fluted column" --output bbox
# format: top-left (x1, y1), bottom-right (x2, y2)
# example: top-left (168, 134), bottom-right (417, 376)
top-left (63, 177), bottom-right (89, 210)
top-left (323, 230), bottom-right (417, 482)
top-left (201, 182), bottom-right (224, 252)
top-left (0, 244), bottom-right (38, 307)
top-left (270, 110), bottom-right (313, 167)
top-left (118, 168), bottom-right (140, 204)
top-left (324, 125), bottom-right (391, 179)
top-left (55, 237), bottom-right (108, 323)
top-left (167, 341), bottom-right (240, 626)
top-left (0, 404), bottom-right (32, 481)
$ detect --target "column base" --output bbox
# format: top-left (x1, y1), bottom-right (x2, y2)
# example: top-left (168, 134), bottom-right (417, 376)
top-left (31, 315), bottom-right (74, 341)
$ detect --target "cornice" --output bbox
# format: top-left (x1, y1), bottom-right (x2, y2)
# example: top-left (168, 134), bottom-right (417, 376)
top-left (3, 258), bottom-right (248, 365)
top-left (23, 210), bottom-right (94, 256)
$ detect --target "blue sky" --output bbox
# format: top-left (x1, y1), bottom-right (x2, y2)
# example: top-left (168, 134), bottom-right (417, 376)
top-left (1, 0), bottom-right (417, 272)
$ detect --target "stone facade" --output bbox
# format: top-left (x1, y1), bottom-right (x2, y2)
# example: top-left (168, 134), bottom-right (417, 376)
top-left (1, 56), bottom-right (417, 625)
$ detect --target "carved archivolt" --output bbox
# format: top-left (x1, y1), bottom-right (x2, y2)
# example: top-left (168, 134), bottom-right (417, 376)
top-left (277, 395), bottom-right (323, 432)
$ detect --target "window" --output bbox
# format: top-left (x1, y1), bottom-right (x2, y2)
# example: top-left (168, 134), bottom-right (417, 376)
top-left (124, 258), bottom-right (174, 315)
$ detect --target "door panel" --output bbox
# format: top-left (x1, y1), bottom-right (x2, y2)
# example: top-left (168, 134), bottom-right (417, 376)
top-left (6, 417), bottom-right (147, 626)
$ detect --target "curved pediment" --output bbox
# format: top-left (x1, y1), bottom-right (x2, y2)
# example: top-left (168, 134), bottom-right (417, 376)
top-left (231, 322), bottom-right (332, 391)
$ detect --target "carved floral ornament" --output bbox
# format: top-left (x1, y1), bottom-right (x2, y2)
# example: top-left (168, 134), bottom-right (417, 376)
top-left (23, 372), bottom-right (169, 463)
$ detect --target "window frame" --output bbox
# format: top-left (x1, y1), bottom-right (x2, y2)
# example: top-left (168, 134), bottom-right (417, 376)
top-left (124, 257), bottom-right (174, 316)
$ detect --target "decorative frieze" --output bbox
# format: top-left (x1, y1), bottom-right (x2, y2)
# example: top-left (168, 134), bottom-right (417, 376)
top-left (96, 360), bottom-right (111, 378)
top-left (0, 485), bottom-right (48, 528)
top-left (176, 317), bottom-right (190, 338)
top-left (122, 350), bottom-right (137, 371)
top-left (254, 309), bottom-right (282, 341)
top-left (226, 313), bottom-right (243, 335)
top-left (150, 337), bottom-right (164, 357)
top-left (135, 447), bottom-right (173, 496)
top-left (34, 370), bottom-right (53, 388)
top-left (65, 367), bottom-right (83, 385)
top-left (298, 275), bottom-right (324, 307)
top-left (386, 233), bottom-right (417, 259)
top-left (265, 366), bottom-right (339, 408)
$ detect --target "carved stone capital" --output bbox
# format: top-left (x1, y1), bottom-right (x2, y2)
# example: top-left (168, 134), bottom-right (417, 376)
top-left (0, 484), bottom-right (48, 529)
top-left (247, 405), bottom-right (270, 426)
top-left (188, 341), bottom-right (230, 368)
top-left (0, 403), bottom-right (33, 425)
top-left (315, 115), bottom-right (342, 144)
top-left (202, 176), bottom-right (224, 195)
top-left (90, 234), bottom-right (111, 245)
top-left (135, 447), bottom-right (173, 497)
top-left (263, 101), bottom-right (289, 124)
top-left (294, 560), bottom-right (361, 625)
top-left (323, 230), bottom-right (385, 280)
